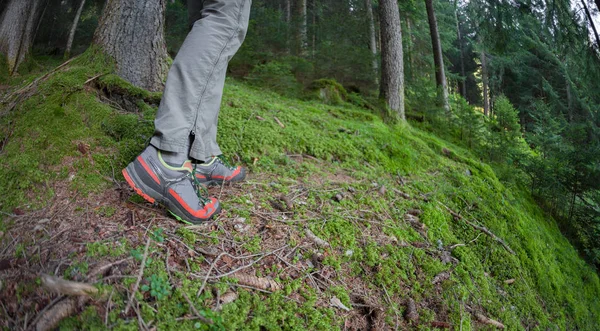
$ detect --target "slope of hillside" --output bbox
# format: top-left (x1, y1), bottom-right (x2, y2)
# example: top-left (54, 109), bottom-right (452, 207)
top-left (0, 53), bottom-right (599, 330)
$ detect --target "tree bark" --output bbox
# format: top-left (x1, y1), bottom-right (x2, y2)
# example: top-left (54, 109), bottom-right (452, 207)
top-left (481, 49), bottom-right (490, 116)
top-left (379, 0), bottom-right (405, 120)
top-left (0, 0), bottom-right (45, 75)
top-left (455, 2), bottom-right (467, 98)
top-left (581, 0), bottom-right (600, 49)
top-left (295, 0), bottom-right (308, 56)
top-left (425, 0), bottom-right (449, 112)
top-left (93, 0), bottom-right (169, 92)
top-left (64, 0), bottom-right (86, 60)
top-left (365, 0), bottom-right (378, 84)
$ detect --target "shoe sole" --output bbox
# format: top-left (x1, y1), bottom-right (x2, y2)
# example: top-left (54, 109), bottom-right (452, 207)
top-left (123, 163), bottom-right (220, 224)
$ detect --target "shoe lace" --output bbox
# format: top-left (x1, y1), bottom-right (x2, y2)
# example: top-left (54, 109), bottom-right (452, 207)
top-left (190, 169), bottom-right (211, 205)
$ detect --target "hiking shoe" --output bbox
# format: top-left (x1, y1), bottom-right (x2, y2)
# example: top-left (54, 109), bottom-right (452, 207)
top-left (193, 156), bottom-right (246, 186)
top-left (122, 145), bottom-right (221, 224)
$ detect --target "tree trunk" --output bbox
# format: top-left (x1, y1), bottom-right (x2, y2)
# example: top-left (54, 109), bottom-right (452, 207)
top-left (455, 2), bottom-right (467, 98)
top-left (481, 49), bottom-right (490, 116)
top-left (93, 0), bottom-right (169, 92)
top-left (0, 0), bottom-right (45, 75)
top-left (581, 0), bottom-right (600, 49)
top-left (365, 0), bottom-right (378, 84)
top-left (379, 0), bottom-right (405, 120)
top-left (64, 0), bottom-right (86, 60)
top-left (425, 0), bottom-right (449, 112)
top-left (295, 0), bottom-right (308, 56)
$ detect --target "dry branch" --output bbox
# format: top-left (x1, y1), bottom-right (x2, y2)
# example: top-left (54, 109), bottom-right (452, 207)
top-left (305, 227), bottom-right (330, 248)
top-left (474, 313), bottom-right (505, 329)
top-left (40, 274), bottom-right (98, 297)
top-left (34, 258), bottom-right (130, 331)
top-left (274, 116), bottom-right (285, 128)
top-left (180, 288), bottom-right (213, 324)
top-left (125, 238), bottom-right (151, 314)
top-left (439, 203), bottom-right (515, 255)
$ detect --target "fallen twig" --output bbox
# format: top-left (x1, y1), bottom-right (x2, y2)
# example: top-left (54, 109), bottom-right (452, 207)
top-left (274, 116), bottom-right (285, 128)
top-left (40, 274), bottom-right (98, 297)
top-left (474, 313), bottom-right (505, 329)
top-left (195, 246), bottom-right (288, 297)
top-left (180, 288), bottom-right (213, 324)
top-left (34, 258), bottom-right (131, 331)
top-left (125, 238), bottom-right (151, 314)
top-left (305, 227), bottom-right (330, 248)
top-left (439, 203), bottom-right (515, 255)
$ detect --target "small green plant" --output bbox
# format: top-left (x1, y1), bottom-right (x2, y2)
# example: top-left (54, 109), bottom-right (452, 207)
top-left (151, 227), bottom-right (165, 243)
top-left (141, 274), bottom-right (172, 301)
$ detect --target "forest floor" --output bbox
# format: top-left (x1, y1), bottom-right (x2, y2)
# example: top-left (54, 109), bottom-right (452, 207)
top-left (0, 53), bottom-right (599, 330)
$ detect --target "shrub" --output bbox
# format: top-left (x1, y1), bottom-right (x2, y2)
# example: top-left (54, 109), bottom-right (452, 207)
top-left (245, 61), bottom-right (302, 97)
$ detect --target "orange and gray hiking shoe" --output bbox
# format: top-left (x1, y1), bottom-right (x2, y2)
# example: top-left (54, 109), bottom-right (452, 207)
top-left (122, 145), bottom-right (221, 224)
top-left (193, 155), bottom-right (246, 186)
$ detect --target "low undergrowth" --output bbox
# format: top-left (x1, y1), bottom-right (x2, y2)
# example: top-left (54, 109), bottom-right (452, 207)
top-left (0, 52), bottom-right (599, 330)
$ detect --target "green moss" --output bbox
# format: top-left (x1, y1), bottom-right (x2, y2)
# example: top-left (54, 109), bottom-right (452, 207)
top-left (2, 54), bottom-right (600, 330)
top-left (308, 79), bottom-right (348, 105)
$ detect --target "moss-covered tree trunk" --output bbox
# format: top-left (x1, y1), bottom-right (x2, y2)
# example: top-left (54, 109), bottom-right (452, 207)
top-left (0, 0), bottom-right (45, 75)
top-left (379, 0), bottom-right (405, 120)
top-left (93, 0), bottom-right (169, 92)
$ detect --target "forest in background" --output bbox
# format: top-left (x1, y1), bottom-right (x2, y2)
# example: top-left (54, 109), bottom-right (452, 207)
top-left (1, 0), bottom-right (600, 329)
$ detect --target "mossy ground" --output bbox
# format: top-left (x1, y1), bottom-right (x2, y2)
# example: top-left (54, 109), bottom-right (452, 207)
top-left (0, 52), bottom-right (599, 330)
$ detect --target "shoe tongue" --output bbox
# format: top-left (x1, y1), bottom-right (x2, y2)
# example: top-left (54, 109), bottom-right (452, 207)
top-left (182, 161), bottom-right (193, 172)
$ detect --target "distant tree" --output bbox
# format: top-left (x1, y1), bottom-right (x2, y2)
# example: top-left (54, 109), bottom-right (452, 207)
top-left (295, 0), bottom-right (307, 55)
top-left (424, 0), bottom-right (449, 112)
top-left (365, 0), bottom-right (378, 84)
top-left (0, 0), bottom-right (46, 75)
top-left (64, 0), bottom-right (86, 59)
top-left (93, 0), bottom-right (169, 91)
top-left (580, 0), bottom-right (600, 49)
top-left (379, 0), bottom-right (405, 120)
top-left (481, 48), bottom-right (489, 116)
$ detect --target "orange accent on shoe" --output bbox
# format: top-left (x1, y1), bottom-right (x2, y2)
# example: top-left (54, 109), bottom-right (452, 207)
top-left (194, 173), bottom-right (207, 180)
top-left (168, 188), bottom-right (217, 219)
top-left (123, 169), bottom-right (156, 204)
top-left (211, 166), bottom-right (242, 180)
top-left (137, 156), bottom-right (160, 185)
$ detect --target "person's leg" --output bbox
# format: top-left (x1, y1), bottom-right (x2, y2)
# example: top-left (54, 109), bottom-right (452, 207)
top-left (123, 0), bottom-right (253, 223)
top-left (150, 0), bottom-right (252, 162)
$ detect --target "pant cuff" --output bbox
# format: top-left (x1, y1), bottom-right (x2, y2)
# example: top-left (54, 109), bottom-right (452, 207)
top-left (150, 137), bottom-right (190, 154)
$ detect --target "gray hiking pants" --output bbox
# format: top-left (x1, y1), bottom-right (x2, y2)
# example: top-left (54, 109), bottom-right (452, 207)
top-left (150, 0), bottom-right (252, 162)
